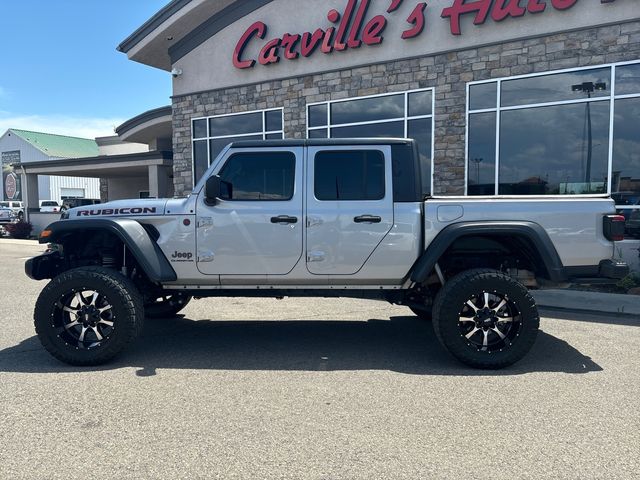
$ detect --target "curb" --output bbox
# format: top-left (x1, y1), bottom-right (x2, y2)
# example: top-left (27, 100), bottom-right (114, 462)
top-left (537, 305), bottom-right (640, 319)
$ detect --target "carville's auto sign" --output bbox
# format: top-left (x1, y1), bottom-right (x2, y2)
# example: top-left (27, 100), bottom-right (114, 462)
top-left (1, 151), bottom-right (21, 201)
top-left (233, 0), bottom-right (612, 69)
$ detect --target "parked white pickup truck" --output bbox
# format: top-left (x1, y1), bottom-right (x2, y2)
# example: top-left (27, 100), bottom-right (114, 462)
top-left (26, 139), bottom-right (628, 369)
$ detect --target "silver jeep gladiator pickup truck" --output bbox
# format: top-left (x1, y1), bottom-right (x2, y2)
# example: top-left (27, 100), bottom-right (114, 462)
top-left (26, 139), bottom-right (628, 369)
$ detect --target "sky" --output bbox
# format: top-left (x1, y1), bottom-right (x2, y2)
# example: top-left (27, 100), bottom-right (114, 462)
top-left (0, 0), bottom-right (171, 139)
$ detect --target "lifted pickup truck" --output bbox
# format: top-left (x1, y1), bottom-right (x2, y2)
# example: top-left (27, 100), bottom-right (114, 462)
top-left (26, 139), bottom-right (628, 369)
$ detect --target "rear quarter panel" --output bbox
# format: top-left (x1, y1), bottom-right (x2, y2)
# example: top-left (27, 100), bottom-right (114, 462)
top-left (424, 197), bottom-right (616, 267)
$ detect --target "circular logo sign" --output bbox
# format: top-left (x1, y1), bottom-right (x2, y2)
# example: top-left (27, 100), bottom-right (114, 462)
top-left (5, 172), bottom-right (17, 200)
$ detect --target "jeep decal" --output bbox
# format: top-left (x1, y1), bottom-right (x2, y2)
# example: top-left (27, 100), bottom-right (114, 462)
top-left (76, 207), bottom-right (157, 216)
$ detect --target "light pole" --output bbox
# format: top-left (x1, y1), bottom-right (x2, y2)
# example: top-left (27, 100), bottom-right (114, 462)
top-left (571, 81), bottom-right (607, 186)
top-left (472, 157), bottom-right (483, 185)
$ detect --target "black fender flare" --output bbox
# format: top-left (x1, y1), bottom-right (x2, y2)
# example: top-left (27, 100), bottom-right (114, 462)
top-left (38, 219), bottom-right (177, 283)
top-left (410, 221), bottom-right (567, 283)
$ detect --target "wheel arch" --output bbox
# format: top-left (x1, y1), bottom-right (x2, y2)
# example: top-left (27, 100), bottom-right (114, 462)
top-left (410, 221), bottom-right (567, 284)
top-left (35, 219), bottom-right (176, 283)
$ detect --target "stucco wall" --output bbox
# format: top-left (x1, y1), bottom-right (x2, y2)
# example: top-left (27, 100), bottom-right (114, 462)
top-left (106, 177), bottom-right (149, 200)
top-left (173, 0), bottom-right (639, 95)
top-left (172, 20), bottom-right (640, 197)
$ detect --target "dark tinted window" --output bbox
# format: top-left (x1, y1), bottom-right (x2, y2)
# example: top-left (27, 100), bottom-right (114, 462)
top-left (209, 112), bottom-right (262, 136)
top-left (408, 90), bottom-right (433, 117)
top-left (309, 104), bottom-right (328, 127)
top-left (612, 98), bottom-right (640, 203)
top-left (468, 112), bottom-right (497, 195)
top-left (615, 64), bottom-right (640, 96)
top-left (265, 110), bottom-right (282, 132)
top-left (209, 135), bottom-right (263, 167)
top-left (501, 68), bottom-right (610, 107)
top-left (194, 140), bottom-right (209, 183)
top-left (219, 152), bottom-right (296, 201)
top-left (407, 117), bottom-right (432, 196)
top-left (315, 150), bottom-right (385, 201)
top-left (193, 119), bottom-right (208, 139)
top-left (499, 102), bottom-right (610, 195)
top-left (331, 121), bottom-right (404, 139)
top-left (331, 95), bottom-right (404, 124)
top-left (469, 82), bottom-right (498, 111)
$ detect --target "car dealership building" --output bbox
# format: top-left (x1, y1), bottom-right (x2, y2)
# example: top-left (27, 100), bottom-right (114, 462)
top-left (118, 0), bottom-right (640, 227)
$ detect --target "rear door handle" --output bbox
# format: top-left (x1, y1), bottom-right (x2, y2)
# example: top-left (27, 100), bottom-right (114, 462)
top-left (271, 215), bottom-right (298, 224)
top-left (354, 215), bottom-right (382, 224)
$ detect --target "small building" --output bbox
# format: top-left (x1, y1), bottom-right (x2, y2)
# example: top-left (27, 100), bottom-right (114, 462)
top-left (16, 108), bottom-right (174, 234)
top-left (0, 129), bottom-right (101, 204)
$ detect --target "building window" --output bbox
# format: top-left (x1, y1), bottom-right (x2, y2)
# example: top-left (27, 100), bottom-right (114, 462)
top-left (307, 88), bottom-right (434, 196)
top-left (467, 61), bottom-right (640, 209)
top-left (191, 108), bottom-right (284, 184)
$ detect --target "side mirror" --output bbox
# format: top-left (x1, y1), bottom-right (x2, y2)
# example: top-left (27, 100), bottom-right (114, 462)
top-left (205, 175), bottom-right (222, 205)
top-left (205, 175), bottom-right (233, 205)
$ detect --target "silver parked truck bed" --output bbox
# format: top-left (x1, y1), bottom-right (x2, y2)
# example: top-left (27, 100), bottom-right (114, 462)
top-left (26, 139), bottom-right (628, 369)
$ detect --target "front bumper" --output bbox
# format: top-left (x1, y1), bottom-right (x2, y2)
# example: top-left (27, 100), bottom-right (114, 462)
top-left (25, 252), bottom-right (63, 281)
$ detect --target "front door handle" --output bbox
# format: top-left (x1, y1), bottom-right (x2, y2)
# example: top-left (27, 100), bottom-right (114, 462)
top-left (354, 215), bottom-right (382, 224)
top-left (271, 215), bottom-right (298, 224)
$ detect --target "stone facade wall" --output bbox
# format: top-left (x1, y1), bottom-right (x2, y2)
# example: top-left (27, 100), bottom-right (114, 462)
top-left (172, 20), bottom-right (640, 198)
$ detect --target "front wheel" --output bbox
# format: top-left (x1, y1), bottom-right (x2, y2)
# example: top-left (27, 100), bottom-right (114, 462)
top-left (34, 267), bottom-right (144, 366)
top-left (432, 269), bottom-right (539, 369)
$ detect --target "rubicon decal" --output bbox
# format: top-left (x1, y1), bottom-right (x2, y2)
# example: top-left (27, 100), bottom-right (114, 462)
top-left (76, 207), bottom-right (158, 216)
top-left (233, 0), bottom-right (591, 69)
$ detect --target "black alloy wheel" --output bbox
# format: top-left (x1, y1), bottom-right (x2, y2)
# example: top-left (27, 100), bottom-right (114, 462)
top-left (34, 267), bottom-right (144, 366)
top-left (432, 269), bottom-right (539, 369)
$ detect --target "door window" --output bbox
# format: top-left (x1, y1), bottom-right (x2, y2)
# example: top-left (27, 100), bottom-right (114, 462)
top-left (314, 150), bottom-right (385, 201)
top-left (218, 152), bottom-right (296, 201)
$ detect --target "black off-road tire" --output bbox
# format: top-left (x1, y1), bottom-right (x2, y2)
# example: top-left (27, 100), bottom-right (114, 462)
top-left (432, 269), bottom-right (539, 369)
top-left (34, 267), bottom-right (144, 366)
top-left (145, 293), bottom-right (192, 319)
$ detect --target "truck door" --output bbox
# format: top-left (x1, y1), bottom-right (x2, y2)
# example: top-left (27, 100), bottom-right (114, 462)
top-left (196, 147), bottom-right (304, 276)
top-left (306, 146), bottom-right (394, 275)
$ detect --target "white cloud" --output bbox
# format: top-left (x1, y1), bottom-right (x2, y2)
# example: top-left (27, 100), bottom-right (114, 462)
top-left (0, 113), bottom-right (125, 139)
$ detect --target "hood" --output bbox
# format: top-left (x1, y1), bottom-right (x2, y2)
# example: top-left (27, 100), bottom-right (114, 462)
top-left (65, 198), bottom-right (169, 219)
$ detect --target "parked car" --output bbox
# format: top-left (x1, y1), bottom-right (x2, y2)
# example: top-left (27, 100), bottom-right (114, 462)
top-left (0, 201), bottom-right (24, 220)
top-left (27, 138), bottom-right (629, 369)
top-left (60, 198), bottom-right (101, 211)
top-left (39, 200), bottom-right (61, 213)
top-left (627, 209), bottom-right (640, 238)
top-left (0, 206), bottom-right (17, 224)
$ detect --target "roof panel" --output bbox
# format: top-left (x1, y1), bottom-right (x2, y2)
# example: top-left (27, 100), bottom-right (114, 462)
top-left (10, 129), bottom-right (99, 159)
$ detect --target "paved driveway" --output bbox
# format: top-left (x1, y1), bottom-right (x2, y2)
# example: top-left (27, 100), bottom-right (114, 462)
top-left (1, 240), bottom-right (638, 479)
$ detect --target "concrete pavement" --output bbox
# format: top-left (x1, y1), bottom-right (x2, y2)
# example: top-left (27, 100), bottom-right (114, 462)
top-left (1, 240), bottom-right (639, 479)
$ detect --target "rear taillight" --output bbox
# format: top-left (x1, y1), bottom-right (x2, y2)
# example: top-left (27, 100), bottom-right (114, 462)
top-left (603, 214), bottom-right (625, 242)
top-left (53, 208), bottom-right (58, 212)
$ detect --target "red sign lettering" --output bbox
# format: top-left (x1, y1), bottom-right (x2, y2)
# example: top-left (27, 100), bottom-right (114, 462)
top-left (402, 2), bottom-right (427, 39)
top-left (232, 0), bottom-right (598, 68)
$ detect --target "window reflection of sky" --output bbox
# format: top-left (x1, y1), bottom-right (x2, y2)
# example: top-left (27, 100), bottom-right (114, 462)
top-left (501, 68), bottom-right (610, 107)
top-left (499, 102), bottom-right (610, 195)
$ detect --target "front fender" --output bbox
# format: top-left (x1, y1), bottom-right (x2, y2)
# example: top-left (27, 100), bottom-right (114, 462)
top-left (38, 219), bottom-right (177, 283)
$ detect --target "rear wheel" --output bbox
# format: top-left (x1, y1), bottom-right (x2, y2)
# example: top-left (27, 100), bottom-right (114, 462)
top-left (432, 269), bottom-right (539, 369)
top-left (34, 267), bottom-right (144, 366)
top-left (145, 293), bottom-right (191, 319)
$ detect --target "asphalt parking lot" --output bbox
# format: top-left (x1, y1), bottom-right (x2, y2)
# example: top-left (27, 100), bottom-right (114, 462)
top-left (1, 240), bottom-right (638, 479)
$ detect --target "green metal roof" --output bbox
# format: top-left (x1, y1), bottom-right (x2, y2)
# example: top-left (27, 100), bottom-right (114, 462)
top-left (9, 129), bottom-right (99, 159)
